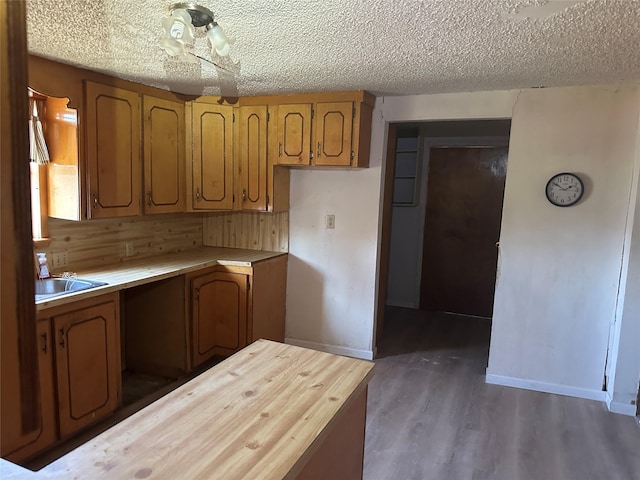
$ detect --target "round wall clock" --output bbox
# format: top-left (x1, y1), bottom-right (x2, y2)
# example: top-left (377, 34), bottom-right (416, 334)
top-left (545, 172), bottom-right (584, 207)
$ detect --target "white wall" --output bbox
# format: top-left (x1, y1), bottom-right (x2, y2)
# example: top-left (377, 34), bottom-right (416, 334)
top-left (285, 85), bottom-right (640, 413)
top-left (285, 102), bottom-right (385, 359)
top-left (607, 104), bottom-right (640, 415)
top-left (486, 85), bottom-right (640, 401)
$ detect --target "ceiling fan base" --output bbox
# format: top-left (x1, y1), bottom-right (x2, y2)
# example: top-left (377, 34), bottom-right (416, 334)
top-left (171, 2), bottom-right (214, 28)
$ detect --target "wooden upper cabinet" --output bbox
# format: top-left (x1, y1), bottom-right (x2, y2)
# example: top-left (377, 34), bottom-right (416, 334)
top-left (143, 96), bottom-right (185, 214)
top-left (271, 93), bottom-right (374, 168)
top-left (53, 294), bottom-right (120, 439)
top-left (313, 101), bottom-right (354, 167)
top-left (85, 81), bottom-right (142, 218)
top-left (190, 270), bottom-right (248, 366)
top-left (276, 103), bottom-right (312, 166)
top-left (238, 105), bottom-right (269, 211)
top-left (191, 102), bottom-right (234, 210)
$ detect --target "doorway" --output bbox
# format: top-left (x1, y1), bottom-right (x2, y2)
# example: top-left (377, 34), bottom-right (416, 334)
top-left (378, 120), bottom-right (511, 343)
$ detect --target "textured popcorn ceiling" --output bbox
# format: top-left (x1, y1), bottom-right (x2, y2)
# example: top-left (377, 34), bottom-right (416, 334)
top-left (25, 0), bottom-right (640, 97)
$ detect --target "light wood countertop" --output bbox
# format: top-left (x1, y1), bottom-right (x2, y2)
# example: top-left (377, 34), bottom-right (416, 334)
top-left (35, 247), bottom-right (286, 311)
top-left (0, 340), bottom-right (375, 479)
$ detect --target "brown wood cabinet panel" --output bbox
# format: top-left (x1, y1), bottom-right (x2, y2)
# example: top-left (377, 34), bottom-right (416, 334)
top-left (191, 102), bottom-right (234, 210)
top-left (190, 271), bottom-right (248, 366)
top-left (313, 101), bottom-right (354, 167)
top-left (249, 255), bottom-right (287, 343)
top-left (143, 95), bottom-right (185, 214)
top-left (3, 320), bottom-right (58, 463)
top-left (53, 295), bottom-right (120, 438)
top-left (238, 105), bottom-right (269, 211)
top-left (276, 103), bottom-right (311, 165)
top-left (295, 387), bottom-right (367, 480)
top-left (85, 81), bottom-right (141, 218)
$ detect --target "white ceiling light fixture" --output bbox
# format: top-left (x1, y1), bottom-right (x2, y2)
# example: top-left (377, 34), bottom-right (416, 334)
top-left (161, 2), bottom-right (231, 61)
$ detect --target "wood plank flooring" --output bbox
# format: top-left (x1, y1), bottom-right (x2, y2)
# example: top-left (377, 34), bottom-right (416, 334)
top-left (364, 307), bottom-right (640, 480)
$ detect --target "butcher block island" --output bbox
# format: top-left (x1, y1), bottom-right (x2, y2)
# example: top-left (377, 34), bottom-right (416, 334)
top-left (1, 340), bottom-right (375, 479)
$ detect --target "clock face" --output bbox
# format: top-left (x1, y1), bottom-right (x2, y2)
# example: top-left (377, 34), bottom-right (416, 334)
top-left (545, 173), bottom-right (584, 207)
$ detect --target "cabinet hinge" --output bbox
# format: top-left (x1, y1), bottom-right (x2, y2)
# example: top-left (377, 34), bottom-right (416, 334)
top-left (233, 193), bottom-right (235, 203)
top-left (311, 108), bottom-right (314, 119)
top-left (246, 277), bottom-right (250, 291)
top-left (266, 111), bottom-right (270, 122)
top-left (353, 107), bottom-right (356, 118)
top-left (309, 151), bottom-right (313, 159)
top-left (233, 113), bottom-right (236, 122)
top-left (351, 151), bottom-right (355, 160)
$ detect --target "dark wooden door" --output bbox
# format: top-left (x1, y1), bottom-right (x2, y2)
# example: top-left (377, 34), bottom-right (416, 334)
top-left (420, 147), bottom-right (507, 317)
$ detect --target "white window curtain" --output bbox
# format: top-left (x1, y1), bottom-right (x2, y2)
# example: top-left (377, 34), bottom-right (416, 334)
top-left (29, 97), bottom-right (50, 165)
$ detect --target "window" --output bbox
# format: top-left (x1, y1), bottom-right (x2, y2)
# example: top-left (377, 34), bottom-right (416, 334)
top-left (29, 90), bottom-right (50, 244)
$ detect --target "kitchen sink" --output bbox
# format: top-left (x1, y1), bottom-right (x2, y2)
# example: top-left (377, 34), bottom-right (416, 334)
top-left (35, 277), bottom-right (108, 301)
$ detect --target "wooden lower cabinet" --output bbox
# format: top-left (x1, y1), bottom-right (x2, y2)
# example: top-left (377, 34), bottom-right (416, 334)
top-left (52, 295), bottom-right (121, 438)
top-left (188, 254), bottom-right (288, 369)
top-left (3, 320), bottom-right (57, 464)
top-left (190, 270), bottom-right (248, 366)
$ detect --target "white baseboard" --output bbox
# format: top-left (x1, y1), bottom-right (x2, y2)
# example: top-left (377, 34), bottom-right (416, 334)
top-left (285, 337), bottom-right (374, 360)
top-left (605, 392), bottom-right (638, 416)
top-left (485, 373), bottom-right (607, 402)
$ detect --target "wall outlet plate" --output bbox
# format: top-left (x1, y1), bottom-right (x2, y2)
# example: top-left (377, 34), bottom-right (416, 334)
top-left (125, 242), bottom-right (135, 257)
top-left (52, 251), bottom-right (69, 269)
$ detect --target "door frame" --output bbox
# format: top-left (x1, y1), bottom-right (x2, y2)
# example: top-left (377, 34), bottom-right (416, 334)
top-left (375, 122), bottom-right (510, 354)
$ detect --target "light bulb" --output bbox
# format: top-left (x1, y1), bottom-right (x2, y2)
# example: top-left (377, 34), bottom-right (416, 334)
top-left (162, 8), bottom-right (194, 44)
top-left (206, 24), bottom-right (230, 57)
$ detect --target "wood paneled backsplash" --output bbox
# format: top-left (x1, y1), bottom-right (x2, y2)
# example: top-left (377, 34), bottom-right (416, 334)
top-left (203, 212), bottom-right (289, 253)
top-left (38, 213), bottom-right (204, 272)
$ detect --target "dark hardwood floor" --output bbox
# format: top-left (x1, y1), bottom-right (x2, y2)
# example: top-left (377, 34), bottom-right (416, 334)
top-left (364, 307), bottom-right (640, 480)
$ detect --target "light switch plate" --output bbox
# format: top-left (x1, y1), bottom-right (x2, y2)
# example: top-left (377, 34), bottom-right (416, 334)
top-left (326, 214), bottom-right (335, 229)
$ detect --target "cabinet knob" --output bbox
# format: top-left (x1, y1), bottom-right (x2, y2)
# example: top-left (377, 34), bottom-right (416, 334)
top-left (147, 191), bottom-right (152, 206)
top-left (317, 142), bottom-right (321, 158)
top-left (92, 193), bottom-right (98, 209)
top-left (195, 188), bottom-right (200, 202)
top-left (41, 332), bottom-right (48, 353)
top-left (242, 189), bottom-right (247, 202)
top-left (59, 328), bottom-right (65, 348)
top-left (278, 142), bottom-right (282, 157)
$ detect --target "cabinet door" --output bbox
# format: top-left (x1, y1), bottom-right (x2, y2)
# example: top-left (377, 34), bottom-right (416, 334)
top-left (192, 102), bottom-right (234, 210)
top-left (276, 104), bottom-right (311, 165)
top-left (238, 105), bottom-right (269, 211)
top-left (3, 320), bottom-right (58, 463)
top-left (85, 81), bottom-right (141, 218)
top-left (53, 297), bottom-right (120, 438)
top-left (313, 101), bottom-right (354, 167)
top-left (143, 96), bottom-right (185, 214)
top-left (191, 271), bottom-right (247, 366)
